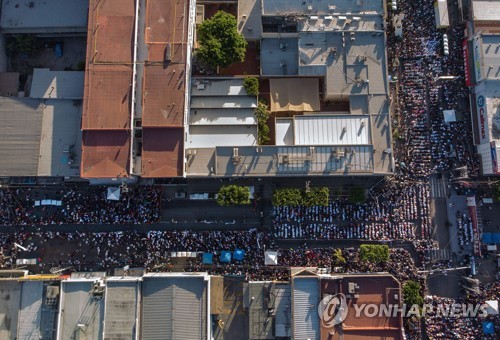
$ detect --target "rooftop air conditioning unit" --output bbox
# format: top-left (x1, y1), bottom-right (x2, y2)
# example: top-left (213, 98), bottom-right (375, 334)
top-left (324, 15), bottom-right (333, 21)
top-left (307, 5), bottom-right (313, 11)
top-left (310, 15), bottom-right (319, 21)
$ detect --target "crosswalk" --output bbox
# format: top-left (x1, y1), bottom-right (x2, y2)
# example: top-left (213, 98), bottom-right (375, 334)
top-left (427, 248), bottom-right (450, 262)
top-left (430, 174), bottom-right (448, 198)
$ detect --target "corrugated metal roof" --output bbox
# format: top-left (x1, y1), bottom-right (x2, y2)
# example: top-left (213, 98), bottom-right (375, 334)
top-left (141, 277), bottom-right (206, 340)
top-left (30, 69), bottom-right (84, 99)
top-left (103, 281), bottom-right (139, 339)
top-left (0, 97), bottom-right (43, 176)
top-left (18, 281), bottom-right (43, 340)
top-left (293, 278), bottom-right (320, 340)
top-left (473, 0), bottom-right (500, 21)
top-left (274, 284), bottom-right (292, 338)
top-left (294, 115), bottom-right (370, 145)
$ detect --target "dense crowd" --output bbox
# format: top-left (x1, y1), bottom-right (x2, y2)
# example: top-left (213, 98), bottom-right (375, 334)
top-left (424, 282), bottom-right (500, 339)
top-left (0, 186), bottom-right (161, 226)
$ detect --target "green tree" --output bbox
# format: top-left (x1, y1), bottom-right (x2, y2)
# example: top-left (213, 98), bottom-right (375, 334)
top-left (359, 244), bottom-right (390, 263)
top-left (272, 188), bottom-right (302, 206)
top-left (303, 187), bottom-right (329, 207)
top-left (217, 185), bottom-right (250, 206)
top-left (243, 77), bottom-right (259, 95)
top-left (493, 183), bottom-right (500, 202)
top-left (255, 101), bottom-right (270, 145)
top-left (332, 249), bottom-right (346, 266)
top-left (402, 281), bottom-right (424, 307)
top-left (6, 34), bottom-right (36, 56)
top-left (197, 11), bottom-right (247, 68)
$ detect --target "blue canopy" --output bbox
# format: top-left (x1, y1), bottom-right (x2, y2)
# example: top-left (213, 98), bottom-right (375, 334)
top-left (483, 233), bottom-right (500, 244)
top-left (202, 253), bottom-right (213, 264)
top-left (233, 249), bottom-right (245, 261)
top-left (482, 321), bottom-right (494, 334)
top-left (483, 233), bottom-right (493, 243)
top-left (220, 251), bottom-right (232, 263)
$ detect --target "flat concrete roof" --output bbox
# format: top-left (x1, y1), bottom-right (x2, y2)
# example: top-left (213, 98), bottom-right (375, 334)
top-left (38, 100), bottom-right (82, 177)
top-left (103, 280), bottom-right (140, 339)
top-left (190, 108), bottom-right (257, 125)
top-left (58, 281), bottom-right (104, 340)
top-left (262, 0), bottom-right (383, 16)
top-left (480, 34), bottom-right (500, 81)
top-left (0, 0), bottom-right (88, 33)
top-left (261, 38), bottom-right (299, 76)
top-left (0, 280), bottom-right (21, 340)
top-left (214, 145), bottom-right (374, 176)
top-left (238, 0), bottom-right (262, 40)
top-left (30, 69), bottom-right (84, 99)
top-left (299, 31), bottom-right (388, 99)
top-left (18, 281), bottom-right (43, 340)
top-left (473, 0), bottom-right (500, 21)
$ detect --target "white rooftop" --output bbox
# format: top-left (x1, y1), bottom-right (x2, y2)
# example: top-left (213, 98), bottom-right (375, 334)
top-left (30, 69), bottom-right (84, 99)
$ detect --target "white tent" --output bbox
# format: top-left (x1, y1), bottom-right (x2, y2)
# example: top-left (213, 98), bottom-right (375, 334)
top-left (264, 251), bottom-right (278, 266)
top-left (106, 187), bottom-right (121, 201)
top-left (485, 300), bottom-right (498, 315)
top-left (443, 110), bottom-right (457, 123)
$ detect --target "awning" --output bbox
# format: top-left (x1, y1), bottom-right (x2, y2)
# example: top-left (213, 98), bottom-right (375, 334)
top-left (264, 251), bottom-right (278, 265)
top-left (220, 251), bottom-right (232, 263)
top-left (270, 78), bottom-right (320, 112)
top-left (233, 249), bottom-right (245, 261)
top-left (106, 187), bottom-right (121, 201)
top-left (443, 109), bottom-right (457, 123)
top-left (202, 253), bottom-right (213, 264)
top-left (485, 300), bottom-right (498, 315)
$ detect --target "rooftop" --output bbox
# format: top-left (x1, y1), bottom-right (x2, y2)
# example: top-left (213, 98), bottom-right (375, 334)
top-left (103, 279), bottom-right (141, 339)
top-left (0, 280), bottom-right (21, 340)
top-left (141, 274), bottom-right (208, 340)
top-left (81, 130), bottom-right (130, 178)
top-left (472, 0), bottom-right (500, 22)
top-left (261, 0), bottom-right (383, 16)
top-left (58, 280), bottom-right (105, 340)
top-left (479, 34), bottom-right (500, 81)
top-left (0, 72), bottom-right (19, 96)
top-left (142, 128), bottom-right (184, 178)
top-left (30, 68), bottom-right (84, 99)
top-left (0, 0), bottom-right (88, 33)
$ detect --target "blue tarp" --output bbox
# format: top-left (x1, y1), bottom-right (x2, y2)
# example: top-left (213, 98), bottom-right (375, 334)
top-left (482, 233), bottom-right (500, 244)
top-left (482, 321), bottom-right (494, 334)
top-left (483, 233), bottom-right (493, 243)
top-left (220, 251), bottom-right (232, 263)
top-left (233, 249), bottom-right (245, 261)
top-left (202, 253), bottom-right (213, 264)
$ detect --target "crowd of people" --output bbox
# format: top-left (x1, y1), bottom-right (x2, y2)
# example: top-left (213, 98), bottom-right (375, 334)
top-left (272, 182), bottom-right (430, 241)
top-left (0, 186), bottom-right (162, 226)
top-left (424, 282), bottom-right (500, 339)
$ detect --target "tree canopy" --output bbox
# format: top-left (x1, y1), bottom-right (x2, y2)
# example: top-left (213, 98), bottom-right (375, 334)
top-left (359, 244), bottom-right (390, 263)
top-left (217, 185), bottom-right (251, 206)
top-left (402, 281), bottom-right (424, 307)
top-left (255, 101), bottom-right (270, 145)
top-left (243, 77), bottom-right (259, 96)
top-left (197, 11), bottom-right (247, 68)
top-left (273, 187), bottom-right (329, 207)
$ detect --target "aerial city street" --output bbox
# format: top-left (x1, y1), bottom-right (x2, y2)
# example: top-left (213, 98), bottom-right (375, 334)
top-left (0, 0), bottom-right (498, 339)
